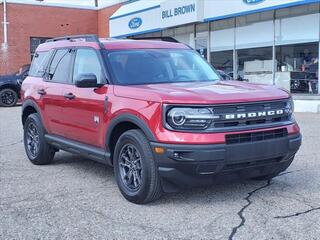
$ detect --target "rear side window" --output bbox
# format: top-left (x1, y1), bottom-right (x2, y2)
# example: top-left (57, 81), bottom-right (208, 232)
top-left (48, 49), bottom-right (73, 83)
top-left (29, 51), bottom-right (50, 77)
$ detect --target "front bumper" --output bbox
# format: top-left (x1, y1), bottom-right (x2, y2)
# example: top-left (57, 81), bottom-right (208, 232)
top-left (151, 134), bottom-right (301, 192)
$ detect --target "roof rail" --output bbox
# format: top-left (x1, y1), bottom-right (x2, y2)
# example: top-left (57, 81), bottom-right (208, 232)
top-left (130, 36), bottom-right (179, 43)
top-left (45, 34), bottom-right (105, 49)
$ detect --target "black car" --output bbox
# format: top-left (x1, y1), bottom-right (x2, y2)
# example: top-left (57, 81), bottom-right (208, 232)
top-left (0, 65), bottom-right (30, 107)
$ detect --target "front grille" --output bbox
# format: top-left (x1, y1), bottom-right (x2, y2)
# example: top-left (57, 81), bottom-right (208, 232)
top-left (213, 116), bottom-right (287, 128)
top-left (207, 99), bottom-right (292, 131)
top-left (225, 128), bottom-right (288, 145)
top-left (222, 156), bottom-right (284, 171)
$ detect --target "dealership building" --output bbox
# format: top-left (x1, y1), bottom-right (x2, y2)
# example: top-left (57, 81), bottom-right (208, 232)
top-left (110, 0), bottom-right (320, 111)
top-left (1, 0), bottom-right (320, 111)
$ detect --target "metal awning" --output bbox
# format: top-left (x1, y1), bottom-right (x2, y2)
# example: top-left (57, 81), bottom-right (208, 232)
top-left (110, 0), bottom-right (163, 20)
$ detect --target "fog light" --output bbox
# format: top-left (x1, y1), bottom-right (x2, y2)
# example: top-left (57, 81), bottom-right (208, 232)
top-left (173, 152), bottom-right (179, 158)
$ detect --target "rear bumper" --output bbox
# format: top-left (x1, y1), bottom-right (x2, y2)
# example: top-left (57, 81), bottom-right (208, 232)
top-left (151, 134), bottom-right (301, 192)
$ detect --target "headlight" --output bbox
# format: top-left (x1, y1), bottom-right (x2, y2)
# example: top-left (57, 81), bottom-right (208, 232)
top-left (286, 97), bottom-right (294, 115)
top-left (290, 97), bottom-right (294, 113)
top-left (286, 97), bottom-right (295, 121)
top-left (166, 107), bottom-right (215, 130)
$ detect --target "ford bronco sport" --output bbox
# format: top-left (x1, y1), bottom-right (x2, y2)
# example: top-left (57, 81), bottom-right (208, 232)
top-left (21, 35), bottom-right (301, 204)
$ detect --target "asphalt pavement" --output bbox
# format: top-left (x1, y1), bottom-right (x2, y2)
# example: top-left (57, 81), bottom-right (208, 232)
top-left (0, 106), bottom-right (319, 240)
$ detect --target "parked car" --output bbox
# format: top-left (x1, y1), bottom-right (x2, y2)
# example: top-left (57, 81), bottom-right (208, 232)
top-left (21, 35), bottom-right (301, 204)
top-left (0, 64), bottom-right (30, 107)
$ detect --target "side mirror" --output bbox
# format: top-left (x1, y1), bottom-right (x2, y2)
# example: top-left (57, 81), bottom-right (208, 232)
top-left (75, 74), bottom-right (103, 88)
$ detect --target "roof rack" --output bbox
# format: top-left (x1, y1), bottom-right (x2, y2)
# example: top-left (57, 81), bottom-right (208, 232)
top-left (45, 34), bottom-right (105, 49)
top-left (130, 36), bottom-right (180, 43)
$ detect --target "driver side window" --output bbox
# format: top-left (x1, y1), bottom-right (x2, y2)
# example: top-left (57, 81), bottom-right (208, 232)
top-left (73, 49), bottom-right (103, 83)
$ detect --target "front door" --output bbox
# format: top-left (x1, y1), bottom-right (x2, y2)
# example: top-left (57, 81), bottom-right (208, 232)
top-left (60, 48), bottom-right (108, 148)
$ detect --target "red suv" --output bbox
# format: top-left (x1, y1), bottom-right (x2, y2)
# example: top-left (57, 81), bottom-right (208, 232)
top-left (21, 35), bottom-right (301, 204)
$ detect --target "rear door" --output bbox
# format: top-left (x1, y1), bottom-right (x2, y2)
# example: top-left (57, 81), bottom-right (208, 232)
top-left (42, 48), bottom-right (74, 136)
top-left (60, 48), bottom-right (108, 147)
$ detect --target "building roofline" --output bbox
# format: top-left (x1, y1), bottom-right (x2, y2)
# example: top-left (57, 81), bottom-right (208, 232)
top-left (0, 0), bottom-right (126, 10)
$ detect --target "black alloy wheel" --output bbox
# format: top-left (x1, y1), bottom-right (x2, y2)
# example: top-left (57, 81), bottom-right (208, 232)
top-left (26, 122), bottom-right (40, 158)
top-left (118, 144), bottom-right (143, 191)
top-left (23, 113), bottom-right (55, 165)
top-left (0, 88), bottom-right (18, 107)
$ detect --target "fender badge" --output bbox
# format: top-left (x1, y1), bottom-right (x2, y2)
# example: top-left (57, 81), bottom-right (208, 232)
top-left (94, 116), bottom-right (100, 125)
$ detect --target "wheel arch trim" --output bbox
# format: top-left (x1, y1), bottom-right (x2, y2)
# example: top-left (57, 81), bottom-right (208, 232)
top-left (105, 114), bottom-right (156, 150)
top-left (22, 99), bottom-right (45, 128)
top-left (0, 83), bottom-right (19, 92)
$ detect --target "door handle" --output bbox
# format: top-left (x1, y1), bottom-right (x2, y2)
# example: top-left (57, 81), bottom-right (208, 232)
top-left (37, 89), bottom-right (46, 95)
top-left (64, 92), bottom-right (76, 100)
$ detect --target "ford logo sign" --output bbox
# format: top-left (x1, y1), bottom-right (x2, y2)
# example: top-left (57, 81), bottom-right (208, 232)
top-left (243, 0), bottom-right (265, 4)
top-left (128, 17), bottom-right (142, 30)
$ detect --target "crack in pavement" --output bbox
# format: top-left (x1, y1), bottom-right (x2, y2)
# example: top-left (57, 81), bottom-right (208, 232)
top-left (276, 169), bottom-right (303, 177)
top-left (228, 180), bottom-right (271, 240)
top-left (0, 140), bottom-right (23, 148)
top-left (274, 206), bottom-right (320, 219)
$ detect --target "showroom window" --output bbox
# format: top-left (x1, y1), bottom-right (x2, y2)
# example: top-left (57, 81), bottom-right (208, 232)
top-left (195, 23), bottom-right (208, 60)
top-left (210, 18), bottom-right (235, 78)
top-left (162, 24), bottom-right (195, 48)
top-left (275, 3), bottom-right (320, 94)
top-left (235, 11), bottom-right (274, 83)
top-left (132, 31), bottom-right (162, 39)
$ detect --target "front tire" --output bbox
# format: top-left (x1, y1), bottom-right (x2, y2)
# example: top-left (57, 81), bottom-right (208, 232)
top-left (23, 113), bottom-right (55, 165)
top-left (114, 129), bottom-right (162, 204)
top-left (0, 88), bottom-right (18, 107)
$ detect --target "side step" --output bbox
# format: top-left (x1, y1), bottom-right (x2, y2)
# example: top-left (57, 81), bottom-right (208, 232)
top-left (45, 134), bottom-right (111, 166)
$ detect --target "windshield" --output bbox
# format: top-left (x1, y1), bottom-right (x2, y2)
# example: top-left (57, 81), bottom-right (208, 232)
top-left (105, 49), bottom-right (220, 85)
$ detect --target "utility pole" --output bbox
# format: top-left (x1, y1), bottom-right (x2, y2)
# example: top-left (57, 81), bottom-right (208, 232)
top-left (2, 0), bottom-right (8, 48)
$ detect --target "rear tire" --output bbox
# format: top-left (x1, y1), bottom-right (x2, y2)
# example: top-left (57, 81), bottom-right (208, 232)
top-left (23, 113), bottom-right (55, 165)
top-left (0, 88), bottom-right (18, 107)
top-left (114, 129), bottom-right (162, 204)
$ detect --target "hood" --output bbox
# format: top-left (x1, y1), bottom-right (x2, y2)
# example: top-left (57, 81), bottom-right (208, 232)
top-left (114, 80), bottom-right (289, 104)
top-left (0, 74), bottom-right (19, 82)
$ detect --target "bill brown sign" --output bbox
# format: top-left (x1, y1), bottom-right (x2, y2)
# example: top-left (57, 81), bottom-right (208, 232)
top-left (160, 0), bottom-right (203, 28)
top-left (162, 4), bottom-right (196, 19)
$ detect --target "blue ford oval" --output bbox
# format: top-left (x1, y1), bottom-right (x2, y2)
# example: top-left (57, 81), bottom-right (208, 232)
top-left (128, 17), bottom-right (142, 30)
top-left (243, 0), bottom-right (265, 4)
